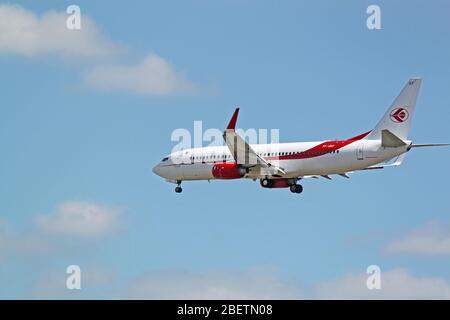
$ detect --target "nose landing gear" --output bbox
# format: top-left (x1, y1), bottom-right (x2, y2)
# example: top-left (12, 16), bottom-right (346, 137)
top-left (175, 180), bottom-right (183, 193)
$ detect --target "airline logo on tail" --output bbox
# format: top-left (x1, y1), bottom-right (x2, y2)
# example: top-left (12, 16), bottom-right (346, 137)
top-left (390, 107), bottom-right (409, 123)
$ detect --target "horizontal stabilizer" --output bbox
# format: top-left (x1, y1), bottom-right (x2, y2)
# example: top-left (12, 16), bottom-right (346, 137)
top-left (410, 143), bottom-right (450, 148)
top-left (382, 129), bottom-right (407, 147)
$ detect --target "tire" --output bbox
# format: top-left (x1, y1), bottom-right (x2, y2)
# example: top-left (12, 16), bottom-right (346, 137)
top-left (295, 184), bottom-right (303, 194)
top-left (261, 179), bottom-right (273, 188)
top-left (175, 186), bottom-right (182, 193)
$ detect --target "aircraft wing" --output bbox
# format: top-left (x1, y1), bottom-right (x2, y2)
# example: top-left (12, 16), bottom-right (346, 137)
top-left (223, 108), bottom-right (286, 177)
top-left (301, 154), bottom-right (407, 180)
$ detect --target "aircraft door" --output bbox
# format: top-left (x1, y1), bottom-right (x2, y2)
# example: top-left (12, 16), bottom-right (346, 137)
top-left (356, 142), bottom-right (364, 160)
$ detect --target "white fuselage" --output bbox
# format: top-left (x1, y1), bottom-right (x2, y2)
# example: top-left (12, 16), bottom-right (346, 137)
top-left (152, 78), bottom-right (434, 193)
top-left (152, 138), bottom-right (410, 181)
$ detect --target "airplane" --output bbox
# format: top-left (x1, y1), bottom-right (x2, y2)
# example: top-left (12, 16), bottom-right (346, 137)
top-left (153, 78), bottom-right (448, 194)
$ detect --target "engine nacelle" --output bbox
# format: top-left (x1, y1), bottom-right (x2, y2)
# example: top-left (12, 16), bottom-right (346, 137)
top-left (212, 162), bottom-right (247, 179)
top-left (260, 178), bottom-right (295, 188)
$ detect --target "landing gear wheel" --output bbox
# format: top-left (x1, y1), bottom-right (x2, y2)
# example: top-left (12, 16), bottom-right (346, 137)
top-left (290, 184), bottom-right (303, 194)
top-left (261, 178), bottom-right (273, 188)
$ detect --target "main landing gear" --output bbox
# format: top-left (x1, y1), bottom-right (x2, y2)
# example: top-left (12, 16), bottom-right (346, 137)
top-left (175, 180), bottom-right (183, 193)
top-left (290, 184), bottom-right (303, 194)
top-left (260, 178), bottom-right (303, 194)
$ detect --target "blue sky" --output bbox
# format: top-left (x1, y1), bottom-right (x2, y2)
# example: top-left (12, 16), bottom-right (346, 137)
top-left (1, 0), bottom-right (450, 299)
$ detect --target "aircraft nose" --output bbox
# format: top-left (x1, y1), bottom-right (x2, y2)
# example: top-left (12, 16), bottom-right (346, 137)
top-left (152, 164), bottom-right (162, 176)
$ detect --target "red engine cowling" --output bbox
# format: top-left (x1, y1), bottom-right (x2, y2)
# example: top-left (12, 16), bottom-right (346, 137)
top-left (260, 178), bottom-right (293, 188)
top-left (212, 162), bottom-right (247, 179)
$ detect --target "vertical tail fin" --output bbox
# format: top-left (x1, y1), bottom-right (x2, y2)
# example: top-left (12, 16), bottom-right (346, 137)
top-left (365, 78), bottom-right (422, 140)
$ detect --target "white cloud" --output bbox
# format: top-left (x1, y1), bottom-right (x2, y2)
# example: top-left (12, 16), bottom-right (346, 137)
top-left (0, 4), bottom-right (199, 96)
top-left (36, 201), bottom-right (120, 237)
top-left (384, 220), bottom-right (450, 256)
top-left (123, 269), bottom-right (302, 299)
top-left (313, 269), bottom-right (450, 299)
top-left (0, 201), bottom-right (122, 262)
top-left (84, 53), bottom-right (197, 95)
top-left (0, 4), bottom-right (119, 58)
top-left (0, 219), bottom-right (58, 259)
top-left (121, 267), bottom-right (450, 300)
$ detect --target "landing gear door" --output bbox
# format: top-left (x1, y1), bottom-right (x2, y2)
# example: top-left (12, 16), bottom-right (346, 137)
top-left (356, 141), bottom-right (364, 160)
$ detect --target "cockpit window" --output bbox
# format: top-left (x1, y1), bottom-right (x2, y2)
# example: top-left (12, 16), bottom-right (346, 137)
top-left (161, 157), bottom-right (169, 162)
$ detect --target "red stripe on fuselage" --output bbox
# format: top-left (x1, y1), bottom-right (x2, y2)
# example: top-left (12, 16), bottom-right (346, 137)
top-left (264, 131), bottom-right (370, 161)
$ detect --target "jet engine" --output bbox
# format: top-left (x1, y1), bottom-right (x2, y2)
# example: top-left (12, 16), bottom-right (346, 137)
top-left (212, 162), bottom-right (248, 179)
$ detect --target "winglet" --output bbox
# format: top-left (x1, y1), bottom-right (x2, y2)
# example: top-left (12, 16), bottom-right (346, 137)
top-left (226, 107), bottom-right (240, 130)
